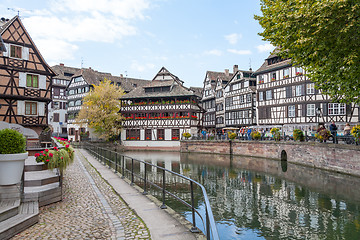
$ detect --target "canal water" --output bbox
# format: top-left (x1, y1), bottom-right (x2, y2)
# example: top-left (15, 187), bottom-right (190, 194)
top-left (123, 151), bottom-right (360, 240)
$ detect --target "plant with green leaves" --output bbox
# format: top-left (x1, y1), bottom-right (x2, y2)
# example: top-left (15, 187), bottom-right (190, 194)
top-left (293, 129), bottom-right (305, 142)
top-left (270, 127), bottom-right (281, 141)
top-left (0, 128), bottom-right (26, 154)
top-left (251, 131), bottom-right (261, 140)
top-left (182, 132), bottom-right (191, 139)
top-left (228, 132), bottom-right (237, 140)
top-left (255, 0), bottom-right (360, 104)
top-left (351, 125), bottom-right (360, 144)
top-left (315, 129), bottom-right (331, 142)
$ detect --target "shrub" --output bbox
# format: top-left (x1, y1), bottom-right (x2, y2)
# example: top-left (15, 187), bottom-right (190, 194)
top-left (182, 132), bottom-right (191, 139)
top-left (315, 129), bottom-right (330, 142)
top-left (228, 132), bottom-right (237, 140)
top-left (293, 129), bottom-right (305, 141)
top-left (251, 131), bottom-right (261, 140)
top-left (0, 128), bottom-right (26, 154)
top-left (270, 127), bottom-right (281, 141)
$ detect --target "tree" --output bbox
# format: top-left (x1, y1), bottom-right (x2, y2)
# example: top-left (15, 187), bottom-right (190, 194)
top-left (255, 0), bottom-right (360, 104)
top-left (75, 79), bottom-right (125, 140)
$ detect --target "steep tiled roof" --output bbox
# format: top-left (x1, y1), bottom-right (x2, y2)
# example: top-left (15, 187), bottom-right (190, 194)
top-left (70, 68), bottom-right (149, 93)
top-left (254, 47), bottom-right (292, 74)
top-left (51, 64), bottom-right (81, 80)
top-left (0, 16), bottom-right (15, 34)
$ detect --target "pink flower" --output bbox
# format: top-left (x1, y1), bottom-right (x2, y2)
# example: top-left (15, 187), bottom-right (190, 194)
top-left (61, 157), bottom-right (63, 160)
top-left (40, 151), bottom-right (43, 154)
top-left (49, 153), bottom-right (53, 157)
top-left (45, 149), bottom-right (49, 152)
top-left (43, 154), bottom-right (46, 157)
top-left (54, 147), bottom-right (58, 151)
top-left (35, 153), bottom-right (40, 157)
top-left (65, 145), bottom-right (69, 148)
top-left (46, 159), bottom-right (49, 162)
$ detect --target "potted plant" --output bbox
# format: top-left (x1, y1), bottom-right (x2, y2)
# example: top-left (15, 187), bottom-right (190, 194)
top-left (251, 131), bottom-right (261, 140)
top-left (293, 129), bottom-right (305, 141)
top-left (228, 132), bottom-right (237, 140)
top-left (0, 128), bottom-right (28, 185)
top-left (182, 132), bottom-right (191, 140)
top-left (270, 127), bottom-right (281, 141)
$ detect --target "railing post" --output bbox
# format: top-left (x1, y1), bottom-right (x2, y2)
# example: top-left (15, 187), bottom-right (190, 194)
top-left (160, 169), bottom-right (167, 209)
top-left (131, 158), bottom-right (134, 185)
top-left (206, 208), bottom-right (210, 240)
top-left (115, 152), bottom-right (118, 173)
top-left (122, 156), bottom-right (125, 179)
top-left (190, 181), bottom-right (199, 233)
top-left (143, 162), bottom-right (147, 195)
top-left (108, 150), bottom-right (111, 169)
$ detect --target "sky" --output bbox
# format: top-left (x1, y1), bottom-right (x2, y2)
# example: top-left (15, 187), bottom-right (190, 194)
top-left (0, 0), bottom-right (274, 87)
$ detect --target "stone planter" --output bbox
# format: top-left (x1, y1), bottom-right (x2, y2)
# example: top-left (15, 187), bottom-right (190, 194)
top-left (0, 152), bottom-right (28, 185)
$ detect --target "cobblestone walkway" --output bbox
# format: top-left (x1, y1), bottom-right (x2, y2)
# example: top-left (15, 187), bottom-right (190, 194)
top-left (12, 151), bottom-right (150, 240)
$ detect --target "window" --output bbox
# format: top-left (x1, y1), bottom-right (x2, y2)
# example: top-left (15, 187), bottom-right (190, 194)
top-left (62, 128), bottom-right (67, 134)
top-left (157, 129), bottom-right (165, 140)
top-left (295, 67), bottom-right (303, 76)
top-left (295, 85), bottom-right (302, 96)
top-left (26, 74), bottom-right (38, 88)
top-left (328, 103), bottom-right (346, 115)
top-left (307, 104), bottom-right (315, 116)
top-left (283, 68), bottom-right (290, 78)
top-left (53, 113), bottom-right (59, 122)
top-left (10, 45), bottom-right (22, 58)
top-left (271, 72), bottom-right (276, 81)
top-left (68, 89), bottom-right (75, 95)
top-left (307, 83), bottom-right (315, 95)
top-left (69, 128), bottom-right (75, 135)
top-left (65, 114), bottom-right (68, 122)
top-left (246, 94), bottom-right (251, 103)
top-left (288, 105), bottom-right (295, 117)
top-left (172, 129), bottom-right (179, 140)
top-left (145, 129), bottom-right (152, 140)
top-left (54, 101), bottom-right (59, 109)
top-left (25, 102), bottom-right (37, 115)
top-left (68, 101), bottom-right (74, 107)
top-left (266, 90), bottom-right (272, 100)
top-left (74, 77), bottom-right (82, 83)
top-left (240, 95), bottom-right (245, 104)
top-left (75, 100), bottom-right (82, 106)
top-left (259, 75), bottom-right (265, 84)
top-left (259, 92), bottom-right (263, 101)
top-left (126, 129), bottom-right (140, 140)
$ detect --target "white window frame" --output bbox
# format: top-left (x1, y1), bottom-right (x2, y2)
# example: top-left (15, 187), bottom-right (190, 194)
top-left (295, 67), bottom-right (303, 75)
top-left (283, 68), bottom-right (290, 78)
top-left (307, 104), bottom-right (315, 116)
top-left (328, 103), bottom-right (346, 115)
top-left (295, 85), bottom-right (302, 96)
top-left (307, 83), bottom-right (315, 95)
top-left (266, 90), bottom-right (272, 100)
top-left (288, 105), bottom-right (295, 117)
top-left (259, 92), bottom-right (263, 101)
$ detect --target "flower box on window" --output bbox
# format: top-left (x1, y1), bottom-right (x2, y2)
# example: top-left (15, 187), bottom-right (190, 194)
top-left (296, 72), bottom-right (303, 76)
top-left (284, 75), bottom-right (289, 79)
top-left (271, 78), bottom-right (276, 82)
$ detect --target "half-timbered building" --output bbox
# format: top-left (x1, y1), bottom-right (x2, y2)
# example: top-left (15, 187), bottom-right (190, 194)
top-left (50, 64), bottom-right (80, 138)
top-left (201, 67), bottom-right (234, 132)
top-left (120, 67), bottom-right (203, 149)
top-left (66, 67), bottom-right (149, 141)
top-left (224, 69), bottom-right (257, 128)
top-left (254, 49), bottom-right (359, 134)
top-left (0, 16), bottom-right (55, 136)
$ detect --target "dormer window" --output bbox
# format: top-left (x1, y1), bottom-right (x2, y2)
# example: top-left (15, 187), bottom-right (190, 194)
top-left (10, 45), bottom-right (22, 58)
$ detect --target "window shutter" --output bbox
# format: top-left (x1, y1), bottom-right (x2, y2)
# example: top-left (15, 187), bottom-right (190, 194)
top-left (295, 104), bottom-right (298, 117)
top-left (38, 102), bottom-right (45, 116)
top-left (346, 104), bottom-right (352, 115)
top-left (302, 104), bottom-right (307, 117)
top-left (322, 103), bottom-right (328, 116)
top-left (314, 88), bottom-right (319, 95)
top-left (22, 47), bottom-right (29, 60)
top-left (17, 101), bottom-right (25, 115)
top-left (53, 113), bottom-right (59, 122)
top-left (39, 75), bottom-right (46, 89)
top-left (3, 43), bottom-right (9, 57)
top-left (285, 106), bottom-right (288, 118)
top-left (302, 84), bottom-right (306, 96)
top-left (286, 86), bottom-right (292, 98)
top-left (19, 72), bottom-right (26, 87)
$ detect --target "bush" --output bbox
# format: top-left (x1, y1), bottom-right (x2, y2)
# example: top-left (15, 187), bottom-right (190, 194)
top-left (293, 129), bottom-right (305, 141)
top-left (351, 125), bottom-right (360, 143)
top-left (251, 131), bottom-right (261, 140)
top-left (315, 129), bottom-right (330, 142)
top-left (0, 128), bottom-right (26, 154)
top-left (182, 132), bottom-right (191, 139)
top-left (228, 132), bottom-right (237, 140)
top-left (270, 127), bottom-right (281, 141)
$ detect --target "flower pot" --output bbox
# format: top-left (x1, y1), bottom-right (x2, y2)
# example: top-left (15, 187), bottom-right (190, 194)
top-left (0, 152), bottom-right (28, 185)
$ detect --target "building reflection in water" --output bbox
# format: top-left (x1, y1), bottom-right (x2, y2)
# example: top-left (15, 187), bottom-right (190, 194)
top-left (123, 151), bottom-right (360, 240)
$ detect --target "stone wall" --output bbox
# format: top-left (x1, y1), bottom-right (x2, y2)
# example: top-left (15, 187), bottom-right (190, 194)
top-left (180, 140), bottom-right (360, 177)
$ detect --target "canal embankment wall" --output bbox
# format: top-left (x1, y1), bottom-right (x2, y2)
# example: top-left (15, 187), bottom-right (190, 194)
top-left (180, 140), bottom-right (360, 177)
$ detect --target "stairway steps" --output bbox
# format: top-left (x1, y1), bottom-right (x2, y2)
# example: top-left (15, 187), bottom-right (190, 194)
top-left (24, 182), bottom-right (62, 207)
top-left (24, 170), bottom-right (60, 187)
top-left (0, 201), bottom-right (39, 240)
top-left (24, 157), bottom-right (47, 172)
top-left (0, 199), bottom-right (20, 222)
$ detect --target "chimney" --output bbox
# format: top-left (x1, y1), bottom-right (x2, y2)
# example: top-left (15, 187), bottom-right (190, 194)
top-left (233, 65), bottom-right (238, 74)
top-left (225, 69), bottom-right (229, 77)
top-left (59, 63), bottom-right (64, 66)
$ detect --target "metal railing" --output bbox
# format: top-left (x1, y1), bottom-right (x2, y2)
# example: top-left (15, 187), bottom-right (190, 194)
top-left (81, 142), bottom-right (219, 240)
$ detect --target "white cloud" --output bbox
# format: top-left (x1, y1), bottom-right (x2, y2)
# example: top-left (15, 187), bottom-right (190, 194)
top-left (256, 43), bottom-right (275, 53)
top-left (224, 33), bottom-right (242, 45)
top-left (20, 0), bottom-right (151, 65)
top-left (130, 61), bottom-right (155, 72)
top-left (227, 49), bottom-right (252, 55)
top-left (204, 49), bottom-right (222, 56)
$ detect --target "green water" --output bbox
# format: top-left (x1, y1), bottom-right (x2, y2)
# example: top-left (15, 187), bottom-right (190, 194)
top-left (123, 151), bottom-right (360, 240)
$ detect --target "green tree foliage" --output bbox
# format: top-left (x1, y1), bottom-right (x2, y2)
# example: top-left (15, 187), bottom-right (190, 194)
top-left (75, 79), bottom-right (125, 140)
top-left (255, 0), bottom-right (360, 103)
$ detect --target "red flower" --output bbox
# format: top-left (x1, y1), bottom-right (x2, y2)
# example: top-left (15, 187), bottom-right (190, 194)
top-left (40, 151), bottom-right (43, 154)
top-left (35, 153), bottom-right (40, 157)
top-left (54, 147), bottom-right (58, 151)
top-left (61, 157), bottom-right (64, 160)
top-left (49, 153), bottom-right (53, 157)
top-left (65, 144), bottom-right (69, 148)
top-left (45, 149), bottom-right (49, 152)
top-left (46, 159), bottom-right (49, 162)
top-left (43, 154), bottom-right (46, 157)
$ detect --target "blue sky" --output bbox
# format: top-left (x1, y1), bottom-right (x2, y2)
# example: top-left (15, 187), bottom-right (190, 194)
top-left (0, 0), bottom-right (274, 87)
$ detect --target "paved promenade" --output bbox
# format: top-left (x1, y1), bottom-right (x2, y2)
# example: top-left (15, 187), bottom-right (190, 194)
top-left (12, 149), bottom-right (199, 240)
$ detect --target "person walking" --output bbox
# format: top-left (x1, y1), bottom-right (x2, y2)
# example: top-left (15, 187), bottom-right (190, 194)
top-left (344, 123), bottom-right (351, 136)
top-left (329, 121), bottom-right (338, 144)
top-left (247, 128), bottom-right (252, 140)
